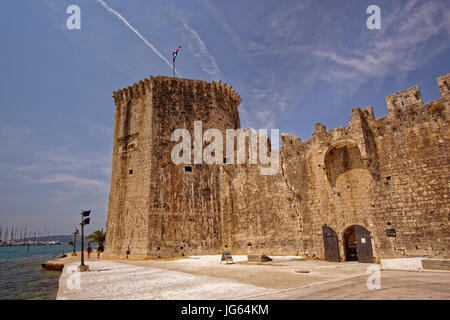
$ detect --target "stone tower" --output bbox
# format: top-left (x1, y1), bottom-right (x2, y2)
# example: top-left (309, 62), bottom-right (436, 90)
top-left (103, 76), bottom-right (242, 259)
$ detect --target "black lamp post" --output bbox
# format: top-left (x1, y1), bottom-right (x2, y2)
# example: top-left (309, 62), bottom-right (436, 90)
top-left (80, 210), bottom-right (91, 268)
top-left (72, 228), bottom-right (79, 256)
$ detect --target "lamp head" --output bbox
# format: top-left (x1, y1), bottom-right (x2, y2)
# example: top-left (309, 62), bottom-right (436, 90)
top-left (81, 210), bottom-right (91, 217)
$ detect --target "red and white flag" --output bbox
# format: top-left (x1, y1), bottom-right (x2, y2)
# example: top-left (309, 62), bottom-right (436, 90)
top-left (172, 46), bottom-right (182, 62)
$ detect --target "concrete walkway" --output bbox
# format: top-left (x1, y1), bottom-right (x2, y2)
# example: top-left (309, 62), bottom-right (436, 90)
top-left (56, 255), bottom-right (450, 300)
top-left (246, 271), bottom-right (450, 300)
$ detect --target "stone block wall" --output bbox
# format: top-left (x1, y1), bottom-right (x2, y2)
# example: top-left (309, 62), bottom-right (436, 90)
top-left (104, 76), bottom-right (241, 259)
top-left (280, 75), bottom-right (449, 260)
top-left (104, 73), bottom-right (449, 261)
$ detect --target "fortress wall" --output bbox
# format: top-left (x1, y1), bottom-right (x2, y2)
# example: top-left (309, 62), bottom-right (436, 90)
top-left (221, 160), bottom-right (302, 256)
top-left (105, 73), bottom-right (449, 260)
top-left (370, 92), bottom-right (450, 258)
top-left (280, 109), bottom-right (380, 260)
top-left (280, 75), bottom-right (449, 260)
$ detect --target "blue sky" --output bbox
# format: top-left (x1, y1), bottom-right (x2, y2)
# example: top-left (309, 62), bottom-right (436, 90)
top-left (0, 0), bottom-right (449, 235)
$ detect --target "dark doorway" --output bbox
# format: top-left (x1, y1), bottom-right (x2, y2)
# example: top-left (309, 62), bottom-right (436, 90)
top-left (322, 226), bottom-right (340, 262)
top-left (343, 226), bottom-right (358, 261)
top-left (343, 225), bottom-right (374, 263)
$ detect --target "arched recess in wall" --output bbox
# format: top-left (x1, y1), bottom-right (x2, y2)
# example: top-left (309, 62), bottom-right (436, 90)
top-left (323, 141), bottom-right (375, 223)
top-left (323, 141), bottom-right (370, 187)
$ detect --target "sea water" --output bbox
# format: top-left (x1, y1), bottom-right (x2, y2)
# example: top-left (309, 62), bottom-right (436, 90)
top-left (0, 244), bottom-right (74, 300)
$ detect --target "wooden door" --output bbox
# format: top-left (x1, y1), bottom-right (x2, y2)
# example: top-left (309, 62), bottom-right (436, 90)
top-left (322, 226), bottom-right (340, 262)
top-left (355, 225), bottom-right (374, 263)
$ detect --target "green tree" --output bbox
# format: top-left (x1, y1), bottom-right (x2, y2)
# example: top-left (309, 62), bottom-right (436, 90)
top-left (87, 229), bottom-right (106, 247)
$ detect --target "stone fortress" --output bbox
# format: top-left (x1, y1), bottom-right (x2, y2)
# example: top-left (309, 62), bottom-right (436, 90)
top-left (103, 73), bottom-right (449, 263)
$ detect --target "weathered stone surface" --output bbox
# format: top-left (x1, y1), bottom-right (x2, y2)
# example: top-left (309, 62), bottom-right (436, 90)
top-left (103, 74), bottom-right (450, 261)
top-left (422, 259), bottom-right (450, 271)
top-left (42, 261), bottom-right (64, 271)
top-left (104, 76), bottom-right (241, 259)
top-left (248, 255), bottom-right (273, 263)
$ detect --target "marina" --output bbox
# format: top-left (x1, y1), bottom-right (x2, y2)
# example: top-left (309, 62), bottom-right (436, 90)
top-left (0, 240), bottom-right (64, 247)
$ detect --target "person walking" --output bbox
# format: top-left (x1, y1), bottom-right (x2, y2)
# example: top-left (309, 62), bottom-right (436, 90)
top-left (97, 243), bottom-right (104, 259)
top-left (87, 244), bottom-right (92, 259)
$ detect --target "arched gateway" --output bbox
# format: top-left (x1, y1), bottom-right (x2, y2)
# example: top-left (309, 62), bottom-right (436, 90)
top-left (323, 225), bottom-right (374, 263)
top-left (343, 225), bottom-right (374, 263)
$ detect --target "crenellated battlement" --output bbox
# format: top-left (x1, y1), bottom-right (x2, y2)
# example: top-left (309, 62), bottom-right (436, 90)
top-left (112, 78), bottom-right (150, 104)
top-left (385, 73), bottom-right (449, 115)
top-left (309, 73), bottom-right (449, 138)
top-left (112, 76), bottom-right (242, 107)
top-left (386, 85), bottom-right (423, 113)
top-left (437, 73), bottom-right (450, 98)
top-left (281, 73), bottom-right (450, 160)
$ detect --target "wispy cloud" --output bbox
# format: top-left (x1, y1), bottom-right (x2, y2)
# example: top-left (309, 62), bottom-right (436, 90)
top-left (235, 0), bottom-right (450, 116)
top-left (168, 5), bottom-right (222, 80)
top-left (1, 155), bottom-right (110, 195)
top-left (312, 1), bottom-right (450, 83)
top-left (200, 0), bottom-right (243, 54)
top-left (180, 19), bottom-right (222, 80)
top-left (0, 124), bottom-right (111, 195)
top-left (239, 86), bottom-right (291, 130)
top-left (226, 2), bottom-right (325, 130)
top-left (36, 173), bottom-right (109, 193)
top-left (95, 0), bottom-right (181, 77)
top-left (269, 1), bottom-right (313, 41)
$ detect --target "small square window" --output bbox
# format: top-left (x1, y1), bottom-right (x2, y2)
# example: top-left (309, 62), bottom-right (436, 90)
top-left (129, 169), bottom-right (133, 175)
top-left (184, 166), bottom-right (192, 172)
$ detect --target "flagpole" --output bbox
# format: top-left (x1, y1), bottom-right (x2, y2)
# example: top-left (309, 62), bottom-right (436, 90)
top-left (172, 46), bottom-right (181, 78)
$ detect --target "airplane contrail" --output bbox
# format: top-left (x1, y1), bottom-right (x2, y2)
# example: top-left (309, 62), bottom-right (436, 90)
top-left (96, 0), bottom-right (181, 77)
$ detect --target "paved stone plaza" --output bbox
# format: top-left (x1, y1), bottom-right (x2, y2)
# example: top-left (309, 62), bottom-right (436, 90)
top-left (57, 255), bottom-right (450, 300)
